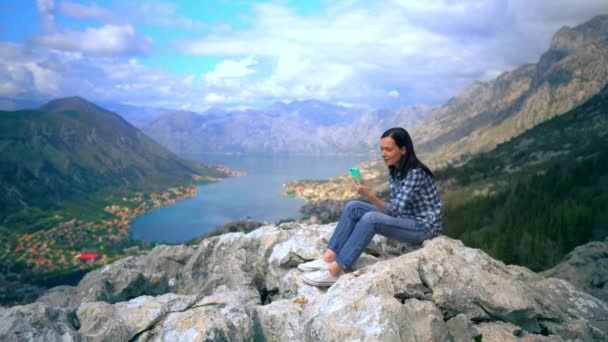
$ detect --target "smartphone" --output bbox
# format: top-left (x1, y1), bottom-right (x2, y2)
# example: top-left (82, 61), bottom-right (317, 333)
top-left (350, 167), bottom-right (361, 183)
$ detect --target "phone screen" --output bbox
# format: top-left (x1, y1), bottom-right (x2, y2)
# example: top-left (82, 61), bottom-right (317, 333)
top-left (350, 167), bottom-right (361, 182)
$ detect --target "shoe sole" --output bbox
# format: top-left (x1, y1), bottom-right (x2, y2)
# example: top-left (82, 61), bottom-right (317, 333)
top-left (297, 261), bottom-right (330, 272)
top-left (297, 265), bottom-right (321, 272)
top-left (301, 275), bottom-right (336, 287)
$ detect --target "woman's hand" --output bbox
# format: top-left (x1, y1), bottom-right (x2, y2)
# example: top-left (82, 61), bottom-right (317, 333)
top-left (352, 177), bottom-right (373, 199)
top-left (352, 175), bottom-right (388, 213)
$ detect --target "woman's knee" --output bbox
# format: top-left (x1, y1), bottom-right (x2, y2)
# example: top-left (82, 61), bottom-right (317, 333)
top-left (359, 212), bottom-right (382, 229)
top-left (344, 200), bottom-right (367, 214)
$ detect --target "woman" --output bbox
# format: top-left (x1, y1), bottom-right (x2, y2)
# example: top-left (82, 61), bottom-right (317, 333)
top-left (300, 127), bottom-right (443, 287)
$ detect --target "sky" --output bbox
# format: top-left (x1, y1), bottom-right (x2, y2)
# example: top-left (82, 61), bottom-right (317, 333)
top-left (0, 0), bottom-right (607, 111)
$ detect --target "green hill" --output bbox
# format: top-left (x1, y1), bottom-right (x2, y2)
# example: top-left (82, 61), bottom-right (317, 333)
top-left (436, 86), bottom-right (608, 271)
top-left (0, 96), bottom-right (227, 232)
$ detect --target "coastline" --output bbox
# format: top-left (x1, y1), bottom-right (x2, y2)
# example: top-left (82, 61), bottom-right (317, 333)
top-left (1, 167), bottom-right (246, 306)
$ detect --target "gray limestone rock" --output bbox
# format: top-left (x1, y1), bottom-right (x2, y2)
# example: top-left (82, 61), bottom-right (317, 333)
top-left (7, 223), bottom-right (607, 342)
top-left (542, 238), bottom-right (608, 303)
top-left (0, 302), bottom-right (80, 341)
top-left (255, 299), bottom-right (304, 342)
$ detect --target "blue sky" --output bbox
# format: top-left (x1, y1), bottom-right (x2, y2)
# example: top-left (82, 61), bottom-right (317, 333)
top-left (0, 0), bottom-right (607, 111)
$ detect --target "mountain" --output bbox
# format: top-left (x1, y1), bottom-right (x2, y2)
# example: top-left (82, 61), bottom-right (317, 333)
top-left (98, 101), bottom-right (167, 128)
top-left (1, 224), bottom-right (606, 340)
top-left (414, 14), bottom-right (608, 167)
top-left (142, 101), bottom-right (434, 155)
top-left (434, 84), bottom-right (608, 271)
top-left (0, 96), bottom-right (229, 230)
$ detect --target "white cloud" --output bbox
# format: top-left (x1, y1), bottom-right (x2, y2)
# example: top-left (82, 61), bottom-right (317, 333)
top-left (204, 92), bottom-right (230, 103)
top-left (178, 1), bottom-right (608, 107)
top-left (36, 0), bottom-right (56, 32)
top-left (8, 0), bottom-right (608, 110)
top-left (122, 1), bottom-right (207, 29)
top-left (59, 1), bottom-right (117, 23)
top-left (33, 25), bottom-right (152, 56)
top-left (205, 56), bottom-right (258, 81)
top-left (182, 74), bottom-right (196, 85)
top-left (0, 42), bottom-right (208, 110)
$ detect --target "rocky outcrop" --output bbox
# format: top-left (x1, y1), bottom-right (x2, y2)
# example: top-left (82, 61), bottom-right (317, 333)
top-left (1, 222), bottom-right (607, 341)
top-left (542, 237), bottom-right (608, 303)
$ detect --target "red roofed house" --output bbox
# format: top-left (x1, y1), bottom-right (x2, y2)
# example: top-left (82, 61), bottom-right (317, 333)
top-left (77, 253), bottom-right (100, 261)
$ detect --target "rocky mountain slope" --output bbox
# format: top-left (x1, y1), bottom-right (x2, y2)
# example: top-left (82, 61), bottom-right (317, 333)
top-left (2, 222), bottom-right (606, 341)
top-left (142, 100), bottom-right (433, 155)
top-left (414, 14), bottom-right (608, 168)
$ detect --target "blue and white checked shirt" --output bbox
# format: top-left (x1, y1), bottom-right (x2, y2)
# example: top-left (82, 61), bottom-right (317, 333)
top-left (385, 167), bottom-right (443, 236)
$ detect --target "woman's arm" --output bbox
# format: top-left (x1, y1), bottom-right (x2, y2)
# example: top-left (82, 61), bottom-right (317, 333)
top-left (352, 178), bottom-right (387, 213)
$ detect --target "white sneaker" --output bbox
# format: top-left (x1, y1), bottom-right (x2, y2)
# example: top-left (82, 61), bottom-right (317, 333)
top-left (297, 259), bottom-right (330, 272)
top-left (301, 270), bottom-right (342, 287)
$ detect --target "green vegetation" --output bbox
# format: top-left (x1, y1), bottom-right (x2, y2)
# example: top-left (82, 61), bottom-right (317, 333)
top-left (436, 86), bottom-right (608, 271)
top-left (0, 97), bottom-right (232, 305)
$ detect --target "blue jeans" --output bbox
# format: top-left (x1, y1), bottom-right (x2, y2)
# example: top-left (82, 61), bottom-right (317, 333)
top-left (328, 200), bottom-right (434, 271)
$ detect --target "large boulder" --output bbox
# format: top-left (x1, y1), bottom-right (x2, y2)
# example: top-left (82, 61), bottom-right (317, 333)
top-left (542, 238), bottom-right (608, 303)
top-left (0, 302), bottom-right (79, 341)
top-left (2, 223), bottom-right (606, 341)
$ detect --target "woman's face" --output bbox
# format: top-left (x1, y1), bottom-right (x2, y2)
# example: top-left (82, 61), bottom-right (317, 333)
top-left (380, 137), bottom-right (406, 167)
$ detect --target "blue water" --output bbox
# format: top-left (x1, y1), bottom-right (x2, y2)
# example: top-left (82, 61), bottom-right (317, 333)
top-left (131, 154), bottom-right (373, 243)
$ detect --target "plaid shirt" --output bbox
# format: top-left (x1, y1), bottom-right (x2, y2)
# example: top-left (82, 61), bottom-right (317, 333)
top-left (385, 167), bottom-right (443, 235)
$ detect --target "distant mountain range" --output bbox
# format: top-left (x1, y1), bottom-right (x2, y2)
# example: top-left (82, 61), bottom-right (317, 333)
top-left (0, 96), bottom-right (229, 230)
top-left (141, 100), bottom-right (434, 155)
top-left (413, 14), bottom-right (608, 167)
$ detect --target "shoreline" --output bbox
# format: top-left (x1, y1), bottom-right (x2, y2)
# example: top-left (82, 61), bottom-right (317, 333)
top-left (1, 169), bottom-right (246, 306)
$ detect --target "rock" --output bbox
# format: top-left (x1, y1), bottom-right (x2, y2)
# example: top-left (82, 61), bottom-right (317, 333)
top-left (446, 314), bottom-right (478, 342)
top-left (77, 293), bottom-right (197, 341)
top-left (265, 224), bottom-right (333, 291)
top-left (0, 302), bottom-right (80, 341)
top-left (542, 238), bottom-right (608, 303)
top-left (36, 285), bottom-right (79, 308)
top-left (38, 244), bottom-right (198, 310)
top-left (12, 222), bottom-right (607, 342)
top-left (134, 287), bottom-right (259, 341)
top-left (300, 256), bottom-right (436, 340)
top-left (416, 237), bottom-right (607, 339)
top-left (255, 299), bottom-right (304, 341)
top-left (400, 298), bottom-right (450, 341)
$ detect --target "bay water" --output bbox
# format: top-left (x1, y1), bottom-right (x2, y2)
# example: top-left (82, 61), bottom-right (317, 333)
top-left (131, 154), bottom-right (373, 243)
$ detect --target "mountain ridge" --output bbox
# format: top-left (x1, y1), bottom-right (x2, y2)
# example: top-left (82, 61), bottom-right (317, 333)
top-left (142, 100), bottom-right (434, 155)
top-left (414, 14), bottom-right (608, 167)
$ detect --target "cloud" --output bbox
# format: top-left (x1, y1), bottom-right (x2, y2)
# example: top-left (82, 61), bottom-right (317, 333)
top-left (0, 41), bottom-right (209, 110)
top-left (205, 56), bottom-right (258, 81)
top-left (59, 1), bottom-right (118, 23)
top-left (204, 92), bottom-right (230, 103)
top-left (33, 25), bottom-right (152, 56)
top-left (177, 1), bottom-right (608, 107)
top-left (36, 0), bottom-right (56, 32)
top-left (121, 1), bottom-right (207, 29)
top-left (7, 0), bottom-right (608, 110)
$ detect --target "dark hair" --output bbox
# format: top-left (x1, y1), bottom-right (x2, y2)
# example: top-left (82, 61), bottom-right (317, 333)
top-left (381, 127), bottom-right (433, 179)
